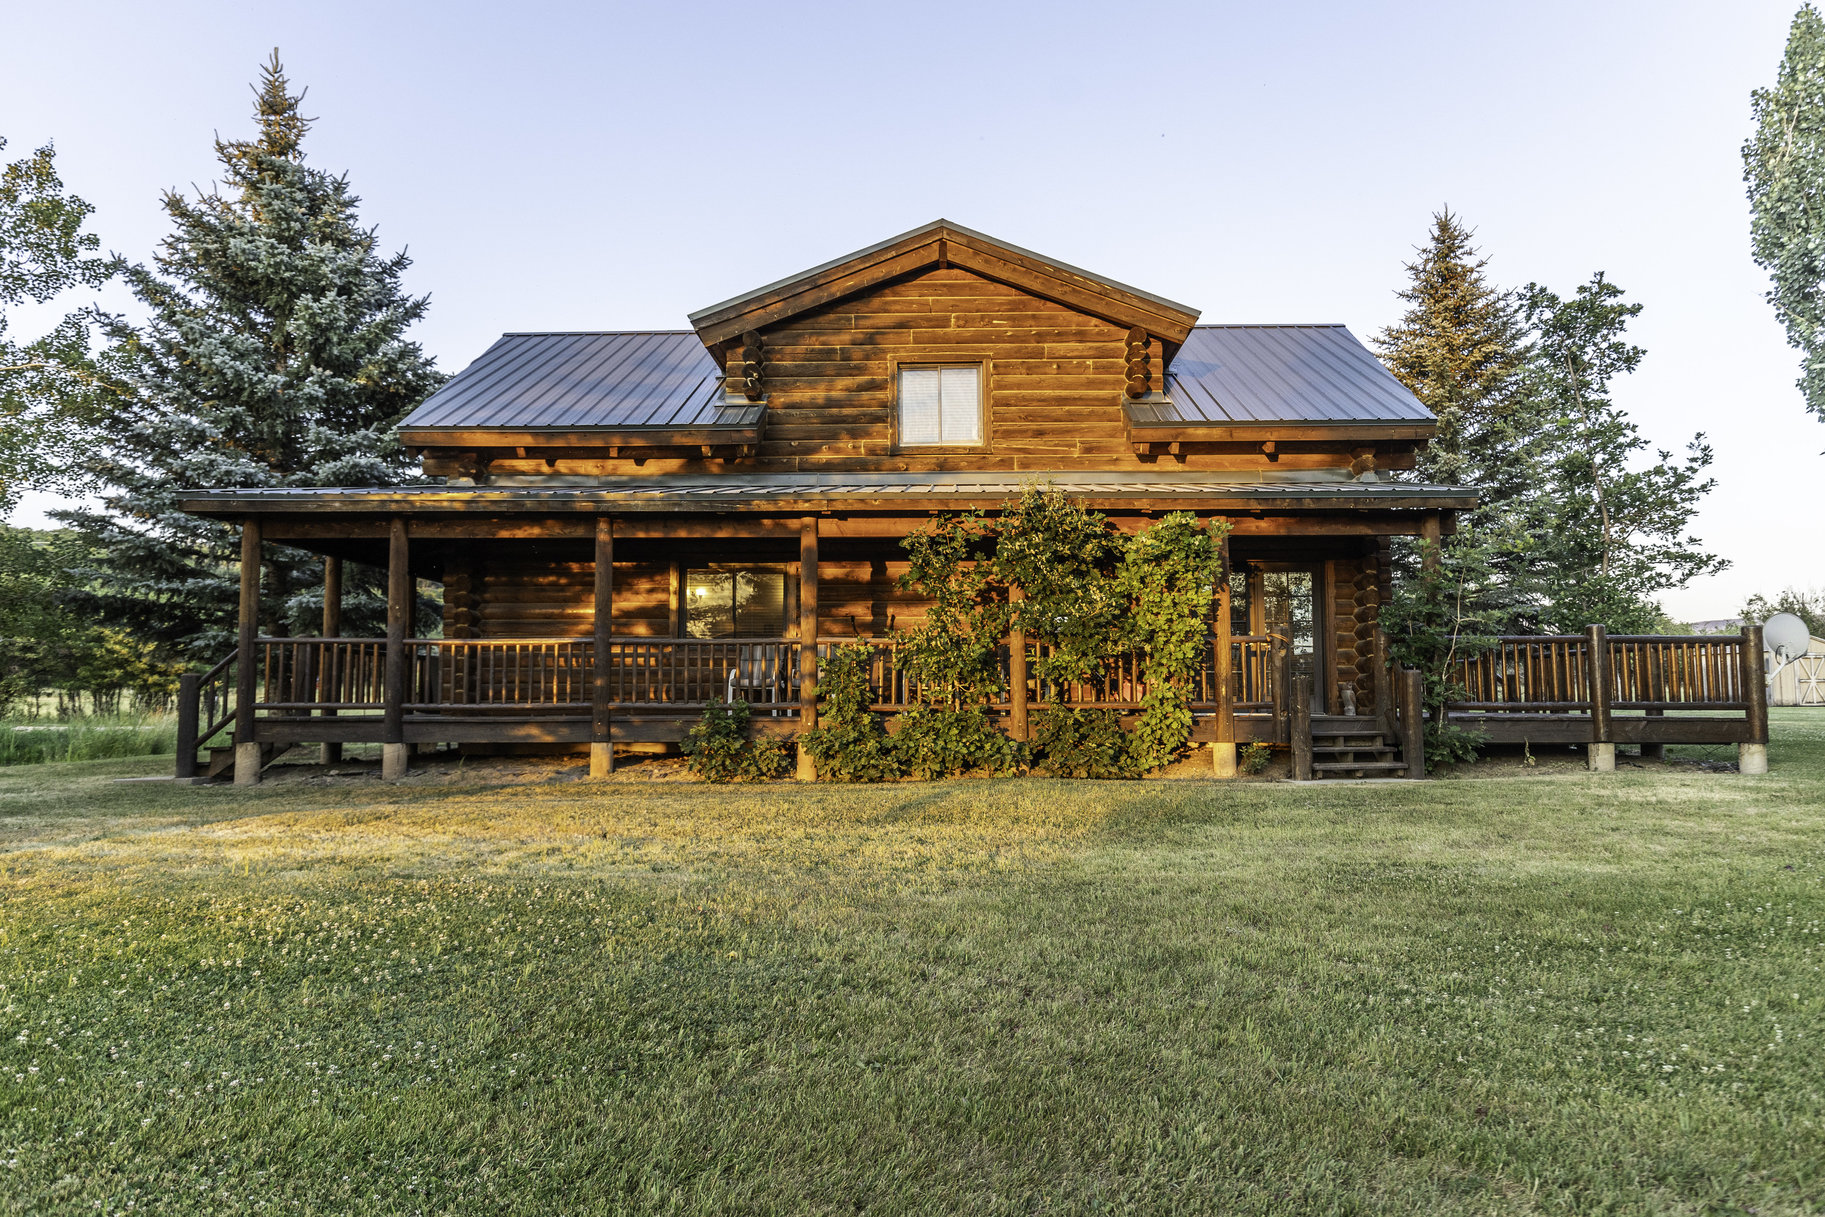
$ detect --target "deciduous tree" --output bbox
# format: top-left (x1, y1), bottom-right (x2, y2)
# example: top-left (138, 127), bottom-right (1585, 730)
top-left (1746, 3), bottom-right (1825, 425)
top-left (0, 137), bottom-right (114, 511)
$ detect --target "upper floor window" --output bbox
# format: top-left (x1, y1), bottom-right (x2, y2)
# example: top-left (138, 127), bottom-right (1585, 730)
top-left (898, 365), bottom-right (982, 446)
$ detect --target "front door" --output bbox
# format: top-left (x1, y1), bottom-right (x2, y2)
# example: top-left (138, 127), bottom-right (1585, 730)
top-left (1239, 565), bottom-right (1326, 714)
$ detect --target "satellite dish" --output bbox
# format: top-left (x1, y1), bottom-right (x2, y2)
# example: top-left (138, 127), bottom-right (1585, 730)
top-left (1764, 613), bottom-right (1812, 663)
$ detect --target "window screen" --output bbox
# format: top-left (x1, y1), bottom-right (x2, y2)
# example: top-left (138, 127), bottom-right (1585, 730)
top-left (685, 568), bottom-right (788, 638)
top-left (899, 365), bottom-right (981, 446)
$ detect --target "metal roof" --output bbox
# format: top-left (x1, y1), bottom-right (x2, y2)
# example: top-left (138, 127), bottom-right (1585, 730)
top-left (400, 324), bottom-right (1431, 433)
top-left (181, 472), bottom-right (1476, 516)
top-left (1148, 325), bottom-right (1433, 426)
top-left (401, 331), bottom-right (725, 430)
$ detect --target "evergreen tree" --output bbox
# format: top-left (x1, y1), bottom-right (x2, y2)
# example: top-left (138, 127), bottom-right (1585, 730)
top-left (57, 53), bottom-right (442, 657)
top-left (1745, 4), bottom-right (1825, 425)
top-left (1374, 210), bottom-right (1545, 642)
top-left (1519, 275), bottom-right (1726, 632)
top-left (0, 137), bottom-right (114, 511)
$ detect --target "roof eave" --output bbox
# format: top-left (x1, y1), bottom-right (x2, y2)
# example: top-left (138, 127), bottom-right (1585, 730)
top-left (687, 220), bottom-right (1201, 353)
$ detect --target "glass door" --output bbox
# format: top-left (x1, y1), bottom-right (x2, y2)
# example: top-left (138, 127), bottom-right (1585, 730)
top-left (1241, 566), bottom-right (1325, 714)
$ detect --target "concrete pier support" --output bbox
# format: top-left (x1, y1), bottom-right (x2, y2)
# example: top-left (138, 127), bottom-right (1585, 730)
top-left (1739, 743), bottom-right (1768, 775)
top-left (1587, 742), bottom-right (1616, 772)
top-left (589, 742), bottom-right (613, 779)
top-left (382, 742), bottom-right (409, 781)
top-left (234, 742), bottom-right (262, 786)
top-left (1211, 741), bottom-right (1237, 778)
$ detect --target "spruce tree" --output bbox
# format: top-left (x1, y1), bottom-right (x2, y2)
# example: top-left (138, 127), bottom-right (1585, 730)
top-left (58, 53), bottom-right (442, 657)
top-left (1519, 275), bottom-right (1726, 632)
top-left (1372, 209), bottom-right (1535, 498)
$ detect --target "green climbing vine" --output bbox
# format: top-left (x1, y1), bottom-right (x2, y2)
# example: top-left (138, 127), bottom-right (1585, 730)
top-left (805, 483), bottom-right (1230, 782)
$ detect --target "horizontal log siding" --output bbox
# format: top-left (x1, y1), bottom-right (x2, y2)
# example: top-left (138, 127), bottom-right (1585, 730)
top-left (476, 560), bottom-right (671, 638)
top-left (756, 267), bottom-right (1132, 470)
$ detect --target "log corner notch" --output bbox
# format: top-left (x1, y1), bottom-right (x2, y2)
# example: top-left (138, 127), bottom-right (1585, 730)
top-left (730, 330), bottom-right (766, 403)
top-left (1123, 326), bottom-right (1152, 400)
top-left (591, 515), bottom-right (615, 778)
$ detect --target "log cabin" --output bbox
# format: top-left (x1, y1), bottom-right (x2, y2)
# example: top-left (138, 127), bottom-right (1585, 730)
top-left (175, 220), bottom-right (1768, 784)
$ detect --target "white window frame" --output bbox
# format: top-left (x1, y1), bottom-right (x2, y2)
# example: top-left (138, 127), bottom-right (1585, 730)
top-left (896, 363), bottom-right (984, 448)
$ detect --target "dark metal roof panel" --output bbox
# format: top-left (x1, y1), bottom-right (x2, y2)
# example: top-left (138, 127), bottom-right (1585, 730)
top-left (401, 332), bottom-right (723, 430)
top-left (1161, 325), bottom-right (1432, 425)
top-left (403, 323), bottom-right (1431, 433)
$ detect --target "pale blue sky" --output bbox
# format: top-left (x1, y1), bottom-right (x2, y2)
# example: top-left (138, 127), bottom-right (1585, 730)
top-left (4, 0), bottom-right (1815, 620)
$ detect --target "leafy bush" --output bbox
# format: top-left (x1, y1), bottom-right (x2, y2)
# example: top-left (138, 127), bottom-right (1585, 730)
top-left (680, 699), bottom-right (791, 783)
top-left (1030, 705), bottom-right (1136, 779)
top-left (1424, 721), bottom-right (1487, 769)
top-left (1239, 742), bottom-right (1274, 775)
top-left (800, 643), bottom-right (903, 783)
top-left (890, 705), bottom-right (1021, 780)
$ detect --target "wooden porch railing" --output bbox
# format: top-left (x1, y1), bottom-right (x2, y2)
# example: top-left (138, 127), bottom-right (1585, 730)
top-left (250, 637), bottom-right (807, 714)
top-left (242, 634), bottom-right (1289, 717)
top-left (816, 634), bottom-right (1283, 712)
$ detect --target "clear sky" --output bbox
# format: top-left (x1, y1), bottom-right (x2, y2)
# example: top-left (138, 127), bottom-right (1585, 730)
top-left (4, 0), bottom-right (1816, 621)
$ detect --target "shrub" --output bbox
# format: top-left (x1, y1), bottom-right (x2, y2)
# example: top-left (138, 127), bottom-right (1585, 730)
top-left (1239, 741), bottom-right (1274, 775)
top-left (680, 699), bottom-right (791, 783)
top-left (1030, 705), bottom-right (1136, 779)
top-left (891, 705), bottom-right (1021, 780)
top-left (800, 643), bottom-right (903, 783)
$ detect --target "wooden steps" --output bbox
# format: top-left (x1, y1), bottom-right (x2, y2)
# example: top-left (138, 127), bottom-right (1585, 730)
top-left (203, 741), bottom-right (293, 781)
top-left (1303, 715), bottom-right (1414, 781)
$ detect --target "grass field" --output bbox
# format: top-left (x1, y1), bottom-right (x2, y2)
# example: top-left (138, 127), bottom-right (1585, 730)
top-left (0, 714), bottom-right (176, 767)
top-left (1, 714), bottom-right (1820, 1214)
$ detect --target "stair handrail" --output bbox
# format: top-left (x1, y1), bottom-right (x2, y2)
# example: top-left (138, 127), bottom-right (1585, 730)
top-left (175, 651), bottom-right (238, 779)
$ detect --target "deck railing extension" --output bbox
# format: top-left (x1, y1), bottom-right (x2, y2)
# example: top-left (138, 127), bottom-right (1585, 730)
top-left (1449, 629), bottom-right (1752, 712)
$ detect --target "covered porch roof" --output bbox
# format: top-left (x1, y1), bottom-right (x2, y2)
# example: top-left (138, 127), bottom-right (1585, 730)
top-left (180, 470), bottom-right (1476, 518)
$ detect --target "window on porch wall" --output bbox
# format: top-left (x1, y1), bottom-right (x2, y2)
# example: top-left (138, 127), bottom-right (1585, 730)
top-left (684, 567), bottom-right (788, 638)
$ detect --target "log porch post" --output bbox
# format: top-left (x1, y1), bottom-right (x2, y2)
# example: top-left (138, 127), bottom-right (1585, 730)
top-left (1212, 531), bottom-right (1236, 777)
top-left (232, 518), bottom-right (262, 786)
top-left (1584, 623), bottom-right (1614, 772)
top-left (1290, 675), bottom-right (1314, 781)
top-left (321, 555), bottom-right (343, 765)
top-left (1740, 623), bottom-right (1769, 774)
top-left (797, 516), bottom-right (819, 780)
top-left (1400, 667), bottom-right (1426, 779)
top-left (1419, 511), bottom-right (1443, 573)
top-left (591, 516), bottom-right (615, 778)
top-left (1008, 584), bottom-right (1029, 743)
top-left (382, 518), bottom-right (410, 781)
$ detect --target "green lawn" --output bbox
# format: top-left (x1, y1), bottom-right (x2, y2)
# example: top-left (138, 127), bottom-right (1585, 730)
top-left (1, 715), bottom-right (1821, 1214)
